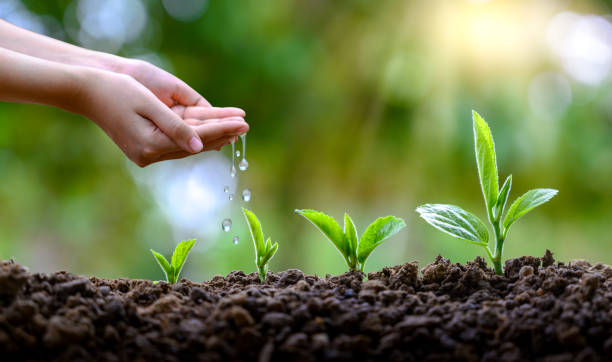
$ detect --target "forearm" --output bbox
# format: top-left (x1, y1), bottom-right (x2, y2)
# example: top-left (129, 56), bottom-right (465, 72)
top-left (0, 46), bottom-right (89, 113)
top-left (0, 19), bottom-right (119, 71)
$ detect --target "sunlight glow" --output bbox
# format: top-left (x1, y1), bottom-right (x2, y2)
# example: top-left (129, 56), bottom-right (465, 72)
top-left (548, 12), bottom-right (612, 85)
top-left (76, 0), bottom-right (147, 52)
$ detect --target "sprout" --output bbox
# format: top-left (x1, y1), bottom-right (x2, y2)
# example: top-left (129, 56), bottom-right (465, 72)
top-left (416, 111), bottom-right (557, 275)
top-left (295, 209), bottom-right (406, 272)
top-left (243, 208), bottom-right (278, 282)
top-left (150, 239), bottom-right (195, 284)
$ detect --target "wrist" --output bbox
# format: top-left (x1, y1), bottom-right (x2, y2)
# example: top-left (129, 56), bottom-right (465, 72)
top-left (59, 66), bottom-right (103, 116)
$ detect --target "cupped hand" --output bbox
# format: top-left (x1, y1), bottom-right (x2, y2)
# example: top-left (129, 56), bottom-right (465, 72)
top-left (116, 58), bottom-right (213, 110)
top-left (75, 69), bottom-right (249, 167)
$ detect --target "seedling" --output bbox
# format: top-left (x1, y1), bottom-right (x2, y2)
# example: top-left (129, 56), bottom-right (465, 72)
top-left (243, 208), bottom-right (279, 282)
top-left (416, 111), bottom-right (557, 275)
top-left (295, 209), bottom-right (406, 272)
top-left (150, 239), bottom-right (195, 284)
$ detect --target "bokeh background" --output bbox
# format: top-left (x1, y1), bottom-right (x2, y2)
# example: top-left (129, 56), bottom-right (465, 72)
top-left (1, 0), bottom-right (611, 280)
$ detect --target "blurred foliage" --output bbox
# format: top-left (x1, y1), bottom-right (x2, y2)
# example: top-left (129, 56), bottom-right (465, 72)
top-left (0, 0), bottom-right (611, 280)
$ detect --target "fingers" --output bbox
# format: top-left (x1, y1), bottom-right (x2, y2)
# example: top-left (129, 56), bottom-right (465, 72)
top-left (171, 105), bottom-right (246, 121)
top-left (150, 119), bottom-right (247, 154)
top-left (139, 99), bottom-right (203, 154)
top-left (183, 106), bottom-right (245, 120)
top-left (183, 116), bottom-right (245, 126)
top-left (172, 78), bottom-right (211, 107)
top-left (153, 136), bottom-right (236, 163)
top-left (193, 119), bottom-right (249, 143)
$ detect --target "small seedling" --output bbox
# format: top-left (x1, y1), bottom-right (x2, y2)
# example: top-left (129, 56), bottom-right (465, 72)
top-left (243, 208), bottom-right (279, 282)
top-left (150, 239), bottom-right (195, 284)
top-left (416, 111), bottom-right (557, 275)
top-left (295, 209), bottom-right (406, 272)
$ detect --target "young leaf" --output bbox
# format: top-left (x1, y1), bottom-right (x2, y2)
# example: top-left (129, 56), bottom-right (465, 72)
top-left (344, 213), bottom-right (358, 260)
top-left (295, 209), bottom-right (348, 257)
top-left (261, 241), bottom-right (279, 266)
top-left (151, 250), bottom-right (172, 282)
top-left (243, 208), bottom-right (265, 257)
top-left (356, 216), bottom-right (406, 266)
top-left (170, 239), bottom-right (195, 281)
top-left (503, 188), bottom-right (558, 230)
top-left (494, 175), bottom-right (512, 220)
top-left (472, 111), bottom-right (499, 214)
top-left (416, 204), bottom-right (489, 246)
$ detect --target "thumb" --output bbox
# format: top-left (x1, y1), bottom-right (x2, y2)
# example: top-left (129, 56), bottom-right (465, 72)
top-left (141, 99), bottom-right (203, 153)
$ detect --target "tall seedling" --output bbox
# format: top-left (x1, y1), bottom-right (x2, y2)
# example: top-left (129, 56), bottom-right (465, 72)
top-left (416, 111), bottom-right (557, 274)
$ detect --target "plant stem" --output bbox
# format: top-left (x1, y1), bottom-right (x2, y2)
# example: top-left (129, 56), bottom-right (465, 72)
top-left (490, 219), bottom-right (504, 275)
top-left (258, 265), bottom-right (267, 283)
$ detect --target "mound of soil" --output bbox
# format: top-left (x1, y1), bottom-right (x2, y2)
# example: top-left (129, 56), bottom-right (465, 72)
top-left (1, 251), bottom-right (611, 361)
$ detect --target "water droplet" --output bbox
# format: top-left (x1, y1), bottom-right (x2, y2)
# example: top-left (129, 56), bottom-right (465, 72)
top-left (222, 219), bottom-right (232, 232)
top-left (230, 141), bottom-right (236, 178)
top-left (242, 188), bottom-right (251, 202)
top-left (241, 134), bottom-right (246, 157)
top-left (223, 186), bottom-right (229, 193)
top-left (239, 158), bottom-right (249, 171)
top-left (228, 193), bottom-right (234, 201)
top-left (233, 236), bottom-right (239, 245)
top-left (238, 134), bottom-right (248, 171)
top-left (235, 150), bottom-right (241, 158)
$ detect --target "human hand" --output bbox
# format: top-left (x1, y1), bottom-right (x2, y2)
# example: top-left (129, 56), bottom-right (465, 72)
top-left (115, 58), bottom-right (213, 111)
top-left (74, 68), bottom-right (249, 167)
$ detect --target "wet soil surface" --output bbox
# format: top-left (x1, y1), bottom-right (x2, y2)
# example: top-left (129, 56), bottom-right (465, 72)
top-left (1, 251), bottom-right (611, 362)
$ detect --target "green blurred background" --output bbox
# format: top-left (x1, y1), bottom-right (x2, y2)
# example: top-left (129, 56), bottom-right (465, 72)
top-left (1, 0), bottom-right (611, 280)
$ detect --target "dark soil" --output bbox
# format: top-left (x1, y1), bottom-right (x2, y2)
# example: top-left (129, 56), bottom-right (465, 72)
top-left (1, 251), bottom-right (611, 362)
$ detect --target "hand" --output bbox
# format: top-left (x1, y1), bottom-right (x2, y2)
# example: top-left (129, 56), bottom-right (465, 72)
top-left (74, 68), bottom-right (249, 167)
top-left (115, 58), bottom-right (213, 110)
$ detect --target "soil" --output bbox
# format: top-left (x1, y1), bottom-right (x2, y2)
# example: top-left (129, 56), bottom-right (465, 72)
top-left (1, 250), bottom-right (611, 362)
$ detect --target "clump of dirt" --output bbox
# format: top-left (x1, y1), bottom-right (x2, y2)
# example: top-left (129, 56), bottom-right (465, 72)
top-left (1, 250), bottom-right (611, 361)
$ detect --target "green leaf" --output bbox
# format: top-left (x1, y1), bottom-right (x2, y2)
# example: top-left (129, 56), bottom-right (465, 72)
top-left (295, 209), bottom-right (348, 258)
top-left (344, 213), bottom-right (358, 259)
top-left (265, 237), bottom-right (272, 251)
top-left (494, 175), bottom-right (512, 220)
top-left (472, 110), bottom-right (499, 215)
top-left (261, 241), bottom-right (278, 266)
top-left (503, 188), bottom-right (558, 231)
top-left (170, 239), bottom-right (195, 282)
top-left (243, 208), bottom-right (265, 257)
top-left (356, 216), bottom-right (406, 266)
top-left (151, 249), bottom-right (172, 282)
top-left (416, 204), bottom-right (489, 246)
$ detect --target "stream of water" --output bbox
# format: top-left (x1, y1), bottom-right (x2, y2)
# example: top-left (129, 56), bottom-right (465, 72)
top-left (221, 135), bottom-right (250, 243)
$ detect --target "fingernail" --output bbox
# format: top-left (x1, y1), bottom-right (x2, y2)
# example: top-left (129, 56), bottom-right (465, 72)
top-left (189, 137), bottom-right (203, 152)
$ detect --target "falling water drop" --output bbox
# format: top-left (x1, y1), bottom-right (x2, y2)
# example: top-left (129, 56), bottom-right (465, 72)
top-left (241, 188), bottom-right (251, 202)
top-left (235, 150), bottom-right (241, 158)
top-left (233, 236), bottom-right (239, 245)
top-left (239, 134), bottom-right (248, 171)
top-left (230, 141), bottom-right (237, 177)
top-left (228, 193), bottom-right (234, 201)
top-left (222, 219), bottom-right (232, 232)
top-left (223, 186), bottom-right (229, 193)
top-left (238, 158), bottom-right (249, 171)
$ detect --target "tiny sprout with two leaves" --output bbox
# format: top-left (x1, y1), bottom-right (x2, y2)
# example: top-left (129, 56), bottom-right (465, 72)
top-left (243, 208), bottom-right (279, 282)
top-left (416, 111), bottom-right (557, 275)
top-left (295, 209), bottom-right (406, 272)
top-left (150, 239), bottom-right (195, 284)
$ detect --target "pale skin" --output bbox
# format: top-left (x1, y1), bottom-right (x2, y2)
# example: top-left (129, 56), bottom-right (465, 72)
top-left (0, 20), bottom-right (249, 167)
